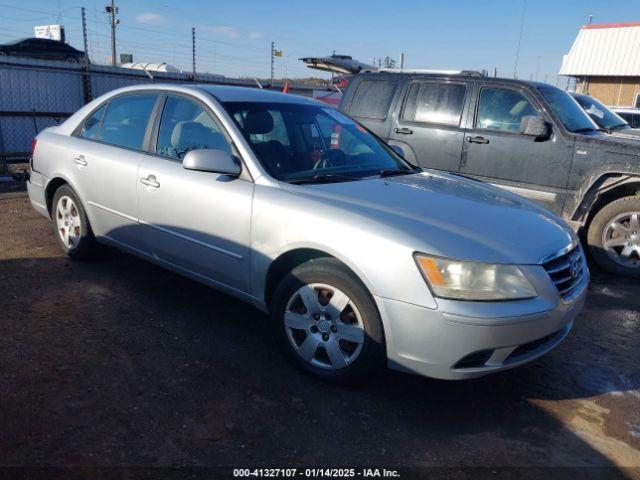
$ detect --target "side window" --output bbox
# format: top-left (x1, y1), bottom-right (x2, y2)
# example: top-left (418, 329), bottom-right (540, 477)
top-left (476, 87), bottom-right (539, 133)
top-left (157, 96), bottom-right (231, 160)
top-left (402, 82), bottom-right (466, 126)
top-left (80, 104), bottom-right (107, 140)
top-left (100, 94), bottom-right (157, 150)
top-left (348, 80), bottom-right (396, 119)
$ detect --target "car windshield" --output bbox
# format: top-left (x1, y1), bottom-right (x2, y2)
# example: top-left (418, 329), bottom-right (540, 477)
top-left (222, 101), bottom-right (415, 183)
top-left (573, 95), bottom-right (629, 131)
top-left (537, 86), bottom-right (599, 133)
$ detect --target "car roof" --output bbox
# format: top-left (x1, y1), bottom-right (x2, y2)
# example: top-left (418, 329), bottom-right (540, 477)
top-left (354, 71), bottom-right (556, 89)
top-left (196, 84), bottom-right (320, 104)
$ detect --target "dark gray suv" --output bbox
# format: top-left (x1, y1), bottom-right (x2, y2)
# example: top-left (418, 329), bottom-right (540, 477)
top-left (339, 72), bottom-right (640, 278)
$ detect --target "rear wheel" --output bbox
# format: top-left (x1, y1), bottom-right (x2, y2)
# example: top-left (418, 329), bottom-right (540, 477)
top-left (587, 195), bottom-right (640, 278)
top-left (51, 185), bottom-right (96, 259)
top-left (270, 258), bottom-right (385, 382)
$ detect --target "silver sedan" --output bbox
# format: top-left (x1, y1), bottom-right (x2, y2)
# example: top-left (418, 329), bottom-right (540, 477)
top-left (27, 84), bottom-right (589, 381)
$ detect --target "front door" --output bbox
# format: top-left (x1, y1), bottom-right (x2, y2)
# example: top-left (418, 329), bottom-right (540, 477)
top-left (460, 85), bottom-right (572, 213)
top-left (136, 94), bottom-right (253, 293)
top-left (388, 79), bottom-right (469, 171)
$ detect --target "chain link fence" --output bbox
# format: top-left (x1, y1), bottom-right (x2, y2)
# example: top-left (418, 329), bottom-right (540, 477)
top-left (0, 56), bottom-right (322, 179)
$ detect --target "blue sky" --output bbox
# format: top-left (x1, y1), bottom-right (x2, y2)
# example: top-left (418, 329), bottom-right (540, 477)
top-left (1, 0), bottom-right (639, 82)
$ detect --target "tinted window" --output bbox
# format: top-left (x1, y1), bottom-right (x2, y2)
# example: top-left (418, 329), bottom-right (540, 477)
top-left (476, 87), bottom-right (539, 132)
top-left (157, 96), bottom-right (231, 160)
top-left (224, 101), bottom-right (413, 182)
top-left (80, 105), bottom-right (107, 140)
top-left (573, 95), bottom-right (628, 131)
top-left (99, 94), bottom-right (157, 150)
top-left (537, 86), bottom-right (596, 133)
top-left (348, 80), bottom-right (396, 119)
top-left (402, 82), bottom-right (466, 125)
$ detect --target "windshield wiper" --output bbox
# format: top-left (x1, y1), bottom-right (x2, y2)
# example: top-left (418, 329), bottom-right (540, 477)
top-left (376, 168), bottom-right (415, 178)
top-left (287, 173), bottom-right (362, 184)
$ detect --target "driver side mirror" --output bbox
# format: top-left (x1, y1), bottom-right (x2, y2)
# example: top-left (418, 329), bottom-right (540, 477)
top-left (520, 115), bottom-right (552, 140)
top-left (183, 149), bottom-right (241, 176)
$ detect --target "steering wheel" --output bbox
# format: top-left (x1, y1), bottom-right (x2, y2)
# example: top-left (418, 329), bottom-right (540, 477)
top-left (313, 149), bottom-right (347, 170)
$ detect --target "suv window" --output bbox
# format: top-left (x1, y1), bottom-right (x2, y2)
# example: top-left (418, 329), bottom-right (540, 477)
top-left (156, 95), bottom-right (231, 160)
top-left (476, 87), bottom-right (539, 132)
top-left (348, 80), bottom-right (396, 119)
top-left (80, 104), bottom-right (107, 140)
top-left (402, 82), bottom-right (466, 126)
top-left (99, 94), bottom-right (157, 150)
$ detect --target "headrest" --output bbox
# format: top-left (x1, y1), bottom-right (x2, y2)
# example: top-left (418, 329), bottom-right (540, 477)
top-left (171, 121), bottom-right (212, 148)
top-left (243, 110), bottom-right (273, 135)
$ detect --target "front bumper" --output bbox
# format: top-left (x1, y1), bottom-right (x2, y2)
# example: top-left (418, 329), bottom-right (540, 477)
top-left (375, 260), bottom-right (589, 380)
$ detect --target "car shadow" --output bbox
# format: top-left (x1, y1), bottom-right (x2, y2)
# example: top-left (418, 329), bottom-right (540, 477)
top-left (0, 224), bottom-right (638, 474)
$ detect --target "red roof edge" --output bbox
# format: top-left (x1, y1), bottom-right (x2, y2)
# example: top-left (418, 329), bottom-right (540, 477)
top-left (582, 21), bottom-right (640, 30)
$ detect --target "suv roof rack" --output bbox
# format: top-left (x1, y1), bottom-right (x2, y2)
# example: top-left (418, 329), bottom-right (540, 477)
top-left (361, 68), bottom-right (486, 77)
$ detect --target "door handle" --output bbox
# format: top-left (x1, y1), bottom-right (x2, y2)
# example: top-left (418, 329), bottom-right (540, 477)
top-left (73, 155), bottom-right (88, 166)
top-left (140, 175), bottom-right (160, 188)
top-left (394, 127), bottom-right (413, 135)
top-left (466, 135), bottom-right (490, 144)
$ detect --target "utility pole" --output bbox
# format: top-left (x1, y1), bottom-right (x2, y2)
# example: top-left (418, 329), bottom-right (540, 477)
top-left (400, 52), bottom-right (405, 70)
top-left (80, 7), bottom-right (92, 103)
top-left (513, 0), bottom-right (526, 78)
top-left (588, 14), bottom-right (593, 25)
top-left (192, 27), bottom-right (196, 80)
top-left (270, 41), bottom-right (275, 84)
top-left (105, 0), bottom-right (119, 67)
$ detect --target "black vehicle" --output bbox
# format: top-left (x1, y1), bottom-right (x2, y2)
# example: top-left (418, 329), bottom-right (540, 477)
top-left (336, 70), bottom-right (640, 277)
top-left (571, 93), bottom-right (640, 138)
top-left (0, 38), bottom-right (87, 63)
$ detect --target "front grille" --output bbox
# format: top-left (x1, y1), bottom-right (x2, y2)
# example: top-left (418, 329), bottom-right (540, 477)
top-left (542, 245), bottom-right (586, 302)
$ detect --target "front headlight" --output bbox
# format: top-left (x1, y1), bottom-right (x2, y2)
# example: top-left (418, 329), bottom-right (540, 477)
top-left (415, 254), bottom-right (537, 301)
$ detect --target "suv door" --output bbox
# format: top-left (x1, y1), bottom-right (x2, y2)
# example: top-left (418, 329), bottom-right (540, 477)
top-left (460, 84), bottom-right (572, 213)
top-left (388, 79), bottom-right (469, 171)
top-left (67, 92), bottom-right (158, 249)
top-left (136, 94), bottom-right (253, 293)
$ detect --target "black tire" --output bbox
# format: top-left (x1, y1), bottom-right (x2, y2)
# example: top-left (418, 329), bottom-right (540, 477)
top-left (270, 257), bottom-right (385, 382)
top-left (587, 195), bottom-right (640, 278)
top-left (51, 185), bottom-right (96, 259)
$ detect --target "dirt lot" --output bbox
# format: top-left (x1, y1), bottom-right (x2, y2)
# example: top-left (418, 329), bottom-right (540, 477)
top-left (1, 186), bottom-right (639, 478)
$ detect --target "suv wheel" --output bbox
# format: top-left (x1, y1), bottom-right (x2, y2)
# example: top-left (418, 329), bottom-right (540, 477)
top-left (587, 195), bottom-right (640, 278)
top-left (271, 258), bottom-right (385, 381)
top-left (52, 185), bottom-right (96, 259)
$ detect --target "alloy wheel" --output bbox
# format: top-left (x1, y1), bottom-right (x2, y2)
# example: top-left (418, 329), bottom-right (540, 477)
top-left (602, 211), bottom-right (640, 268)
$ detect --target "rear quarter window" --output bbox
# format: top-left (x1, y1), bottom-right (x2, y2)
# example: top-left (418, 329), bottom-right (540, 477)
top-left (348, 80), bottom-right (397, 120)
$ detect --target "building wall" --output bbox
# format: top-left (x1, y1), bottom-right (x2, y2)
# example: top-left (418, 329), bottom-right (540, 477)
top-left (577, 76), bottom-right (640, 107)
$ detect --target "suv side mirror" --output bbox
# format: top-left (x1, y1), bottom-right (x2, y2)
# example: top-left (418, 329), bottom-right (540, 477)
top-left (183, 149), bottom-right (241, 176)
top-left (389, 144), bottom-right (405, 157)
top-left (520, 116), bottom-right (551, 139)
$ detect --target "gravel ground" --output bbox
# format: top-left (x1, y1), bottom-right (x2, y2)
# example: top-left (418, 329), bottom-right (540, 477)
top-left (0, 185), bottom-right (639, 478)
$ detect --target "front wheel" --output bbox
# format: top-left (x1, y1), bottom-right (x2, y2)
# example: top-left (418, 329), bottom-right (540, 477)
top-left (51, 185), bottom-right (96, 259)
top-left (270, 258), bottom-right (385, 382)
top-left (587, 195), bottom-right (640, 278)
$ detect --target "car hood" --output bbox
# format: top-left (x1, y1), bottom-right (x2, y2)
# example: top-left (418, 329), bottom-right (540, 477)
top-left (576, 131), bottom-right (640, 156)
top-left (288, 172), bottom-right (575, 265)
top-left (610, 127), bottom-right (640, 140)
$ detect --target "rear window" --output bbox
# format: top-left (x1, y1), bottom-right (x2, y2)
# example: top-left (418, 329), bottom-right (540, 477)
top-left (402, 82), bottom-right (466, 126)
top-left (348, 80), bottom-right (396, 119)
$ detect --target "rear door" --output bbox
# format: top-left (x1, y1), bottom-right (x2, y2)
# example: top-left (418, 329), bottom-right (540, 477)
top-left (66, 92), bottom-right (159, 248)
top-left (460, 83), bottom-right (572, 213)
top-left (388, 79), bottom-right (470, 171)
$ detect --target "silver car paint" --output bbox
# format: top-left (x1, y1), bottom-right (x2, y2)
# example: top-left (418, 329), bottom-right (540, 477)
top-left (28, 84), bottom-right (588, 379)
